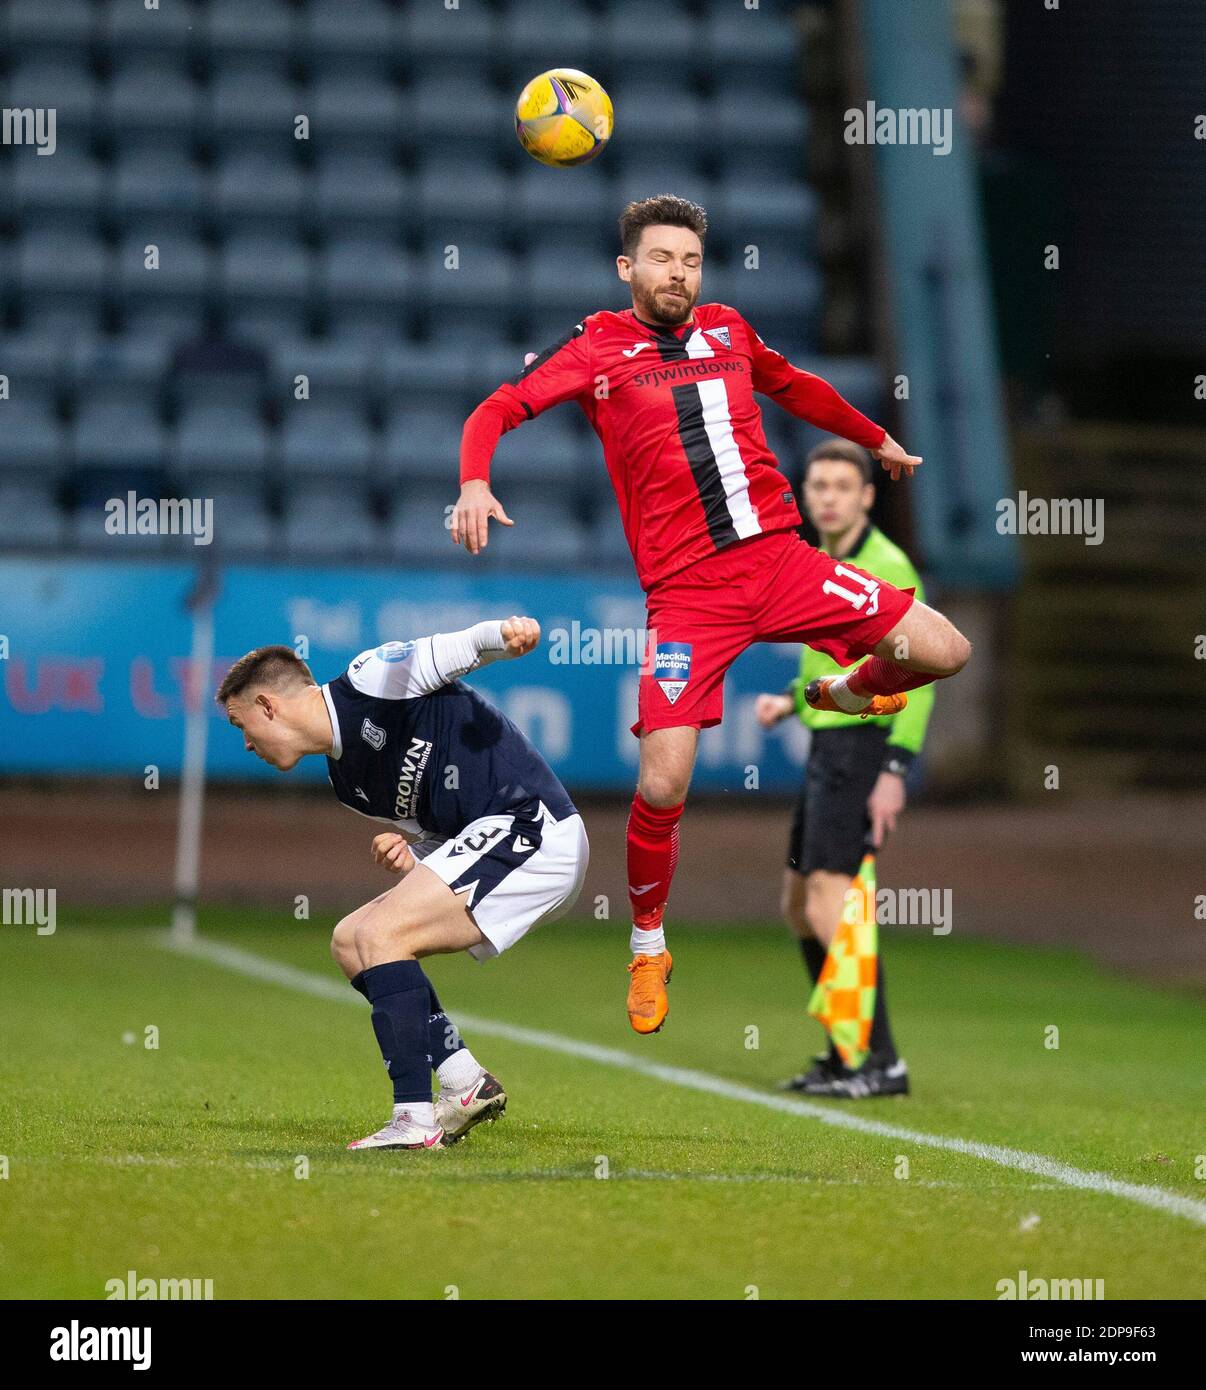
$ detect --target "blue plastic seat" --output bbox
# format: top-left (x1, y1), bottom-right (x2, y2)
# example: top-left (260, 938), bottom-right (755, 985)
top-left (300, 0), bottom-right (398, 62)
top-left (491, 411), bottom-right (586, 487)
top-left (0, 330), bottom-right (67, 392)
top-left (5, 58), bottom-right (98, 132)
top-left (703, 2), bottom-right (803, 87)
top-left (71, 387), bottom-right (167, 471)
top-left (604, 1), bottom-right (696, 73)
top-left (307, 72), bottom-right (404, 148)
top-left (417, 243), bottom-right (517, 326)
top-left (313, 154), bottom-right (410, 233)
top-left (272, 337), bottom-right (376, 412)
top-left (212, 152), bottom-right (309, 231)
top-left (375, 340), bottom-right (475, 403)
top-left (401, 7), bottom-right (498, 68)
top-left (97, 0), bottom-right (197, 55)
top-left (277, 401), bottom-right (375, 480)
top-left (203, 483), bottom-right (277, 557)
top-left (226, 306), bottom-right (312, 350)
top-left (521, 244), bottom-right (623, 321)
top-left (17, 230), bottom-right (110, 306)
top-left (123, 304), bottom-right (208, 349)
top-left (207, 67), bottom-right (302, 142)
top-left (0, 481), bottom-right (65, 546)
top-left (708, 257), bottom-right (821, 344)
top-left (281, 485), bottom-right (382, 561)
top-left (204, 0), bottom-right (297, 59)
top-left (4, 0), bottom-right (95, 55)
top-left (607, 83), bottom-right (708, 160)
top-left (221, 233), bottom-right (313, 308)
top-left (174, 402), bottom-right (271, 481)
top-left (589, 506), bottom-right (635, 566)
top-left (320, 236), bottom-right (414, 312)
top-left (116, 231), bottom-right (212, 311)
top-left (66, 333), bottom-right (170, 393)
top-left (500, 0), bottom-right (599, 67)
top-left (12, 149), bottom-right (104, 231)
top-left (715, 91), bottom-right (809, 162)
top-left (488, 499), bottom-right (588, 565)
top-left (512, 161), bottom-right (614, 241)
top-left (381, 406), bottom-right (464, 483)
top-left (414, 161), bottom-right (511, 240)
top-left (0, 391), bottom-right (66, 476)
top-left (387, 485), bottom-right (460, 564)
top-left (718, 177), bottom-right (817, 260)
top-left (406, 75), bottom-right (507, 158)
top-left (105, 60), bottom-right (199, 138)
top-left (112, 150), bottom-right (206, 232)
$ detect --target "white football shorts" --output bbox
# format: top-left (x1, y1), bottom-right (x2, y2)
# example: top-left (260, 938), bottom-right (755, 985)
top-left (415, 809), bottom-right (589, 961)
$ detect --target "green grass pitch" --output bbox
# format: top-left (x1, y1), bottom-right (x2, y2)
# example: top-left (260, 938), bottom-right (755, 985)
top-left (1, 908), bottom-right (1202, 1300)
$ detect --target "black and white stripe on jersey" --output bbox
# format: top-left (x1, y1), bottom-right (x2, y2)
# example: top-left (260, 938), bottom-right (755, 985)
top-left (654, 329), bottom-right (742, 549)
top-left (509, 321), bottom-right (586, 398)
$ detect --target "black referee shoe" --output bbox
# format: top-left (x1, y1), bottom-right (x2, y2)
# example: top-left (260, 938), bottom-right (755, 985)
top-left (779, 1053), bottom-right (848, 1095)
top-left (830, 1053), bottom-right (910, 1099)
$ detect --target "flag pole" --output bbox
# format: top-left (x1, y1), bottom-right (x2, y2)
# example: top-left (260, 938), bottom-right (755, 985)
top-left (171, 554), bottom-right (220, 945)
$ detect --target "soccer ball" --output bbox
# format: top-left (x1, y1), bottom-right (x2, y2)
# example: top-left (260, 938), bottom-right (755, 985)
top-left (515, 68), bottom-right (613, 167)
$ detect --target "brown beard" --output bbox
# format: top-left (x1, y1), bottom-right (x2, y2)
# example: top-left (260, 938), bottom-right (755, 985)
top-left (633, 280), bottom-right (696, 327)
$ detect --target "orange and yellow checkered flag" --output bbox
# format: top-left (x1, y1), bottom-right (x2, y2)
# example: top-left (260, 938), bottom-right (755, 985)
top-left (807, 854), bottom-right (878, 1070)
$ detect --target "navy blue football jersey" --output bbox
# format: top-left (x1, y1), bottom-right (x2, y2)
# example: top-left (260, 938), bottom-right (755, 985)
top-left (320, 629), bottom-right (576, 840)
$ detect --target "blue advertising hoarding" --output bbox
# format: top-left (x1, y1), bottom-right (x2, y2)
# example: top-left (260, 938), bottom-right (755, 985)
top-left (0, 559), bottom-right (811, 793)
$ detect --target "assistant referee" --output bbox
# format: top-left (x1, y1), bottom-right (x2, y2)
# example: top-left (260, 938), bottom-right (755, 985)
top-left (757, 439), bottom-right (934, 1097)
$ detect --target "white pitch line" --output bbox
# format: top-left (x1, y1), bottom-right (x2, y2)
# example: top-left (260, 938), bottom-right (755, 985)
top-left (159, 932), bottom-right (1206, 1228)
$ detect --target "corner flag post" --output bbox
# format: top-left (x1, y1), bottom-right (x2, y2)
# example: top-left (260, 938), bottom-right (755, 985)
top-left (171, 556), bottom-right (220, 945)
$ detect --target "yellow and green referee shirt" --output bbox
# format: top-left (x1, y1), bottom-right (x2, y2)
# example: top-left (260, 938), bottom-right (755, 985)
top-left (788, 523), bottom-right (934, 769)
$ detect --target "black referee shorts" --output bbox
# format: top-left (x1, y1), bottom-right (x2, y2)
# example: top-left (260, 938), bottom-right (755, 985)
top-left (786, 726), bottom-right (890, 877)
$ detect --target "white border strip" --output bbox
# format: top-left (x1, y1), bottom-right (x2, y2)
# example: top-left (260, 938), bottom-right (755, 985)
top-left (159, 933), bottom-right (1206, 1228)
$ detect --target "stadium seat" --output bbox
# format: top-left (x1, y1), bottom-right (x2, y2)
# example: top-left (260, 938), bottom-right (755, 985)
top-left (307, 71), bottom-right (405, 149)
top-left (97, 0), bottom-right (197, 56)
top-left (3, 0), bottom-right (95, 57)
top-left (375, 340), bottom-right (476, 405)
top-left (719, 177), bottom-right (818, 260)
top-left (406, 75), bottom-right (507, 159)
top-left (603, 2), bottom-right (697, 83)
top-left (173, 402), bottom-right (271, 482)
top-left (401, 6), bottom-right (498, 68)
top-left (299, 0), bottom-right (398, 63)
top-left (487, 498), bottom-right (589, 565)
top-left (204, 483), bottom-right (278, 557)
top-left (714, 92), bottom-right (809, 172)
top-left (66, 333), bottom-right (170, 394)
top-left (381, 405), bottom-right (465, 483)
top-left (204, 0), bottom-right (297, 60)
top-left (111, 150), bottom-right (207, 233)
top-left (212, 152), bottom-right (309, 232)
top-left (521, 243), bottom-right (624, 321)
top-left (4, 58), bottom-right (98, 137)
top-left (226, 307), bottom-right (313, 352)
top-left (16, 231), bottom-right (110, 313)
top-left (272, 337), bottom-right (376, 413)
top-left (11, 150), bottom-right (105, 233)
top-left (386, 485), bottom-right (460, 565)
top-left (0, 329), bottom-right (67, 393)
top-left (277, 401), bottom-right (376, 480)
top-left (417, 244), bottom-right (518, 332)
top-left (220, 233), bottom-right (313, 310)
top-left (0, 391), bottom-right (66, 477)
top-left (116, 231), bottom-right (212, 315)
top-left (207, 67), bottom-right (302, 148)
top-left (708, 257), bottom-right (821, 344)
top-left (123, 305), bottom-right (209, 350)
top-left (512, 162), bottom-right (614, 242)
top-left (702, 3), bottom-right (802, 90)
top-left (104, 60), bottom-right (199, 141)
top-left (606, 84), bottom-right (709, 161)
top-left (0, 480), bottom-right (65, 547)
top-left (313, 154), bottom-right (410, 235)
top-left (281, 485), bottom-right (382, 561)
top-left (71, 386), bottom-right (167, 472)
top-left (500, 0), bottom-right (601, 71)
top-left (492, 411), bottom-right (587, 487)
top-left (319, 237), bottom-right (413, 313)
top-left (414, 161), bottom-right (512, 241)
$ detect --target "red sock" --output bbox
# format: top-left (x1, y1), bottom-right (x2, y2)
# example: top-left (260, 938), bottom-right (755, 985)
top-left (847, 656), bottom-right (947, 698)
top-left (626, 792), bottom-right (684, 920)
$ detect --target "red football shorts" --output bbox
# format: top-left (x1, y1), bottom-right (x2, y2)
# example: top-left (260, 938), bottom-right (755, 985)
top-left (632, 529), bottom-right (915, 737)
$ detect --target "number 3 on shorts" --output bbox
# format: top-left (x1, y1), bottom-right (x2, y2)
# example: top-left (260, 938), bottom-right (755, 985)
top-left (822, 563), bottom-right (881, 616)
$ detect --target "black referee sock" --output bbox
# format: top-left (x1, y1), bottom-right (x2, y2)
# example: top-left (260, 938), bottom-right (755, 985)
top-left (799, 936), bottom-right (828, 985)
top-left (360, 960), bottom-right (433, 1105)
top-left (426, 981), bottom-right (466, 1071)
top-left (869, 959), bottom-right (898, 1064)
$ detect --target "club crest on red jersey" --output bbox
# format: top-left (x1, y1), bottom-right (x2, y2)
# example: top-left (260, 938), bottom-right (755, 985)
top-left (704, 326), bottom-right (731, 349)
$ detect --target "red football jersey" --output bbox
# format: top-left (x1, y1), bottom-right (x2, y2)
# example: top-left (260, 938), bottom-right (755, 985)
top-left (460, 304), bottom-right (886, 591)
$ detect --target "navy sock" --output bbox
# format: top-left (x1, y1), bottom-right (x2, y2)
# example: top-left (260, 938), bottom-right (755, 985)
top-left (426, 981), bottom-right (466, 1073)
top-left (360, 960), bottom-right (433, 1105)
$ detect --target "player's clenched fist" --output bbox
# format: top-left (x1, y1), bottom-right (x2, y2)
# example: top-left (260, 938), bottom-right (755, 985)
top-left (371, 832), bottom-right (415, 875)
top-left (451, 479), bottom-right (513, 555)
top-left (500, 615), bottom-right (540, 657)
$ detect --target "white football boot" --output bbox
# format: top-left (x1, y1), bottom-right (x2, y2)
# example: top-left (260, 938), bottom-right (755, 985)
top-left (434, 1070), bottom-right (507, 1144)
top-left (346, 1106), bottom-right (445, 1151)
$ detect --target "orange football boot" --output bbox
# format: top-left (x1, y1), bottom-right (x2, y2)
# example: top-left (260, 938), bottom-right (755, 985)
top-left (805, 676), bottom-right (907, 719)
top-left (627, 921), bottom-right (673, 1035)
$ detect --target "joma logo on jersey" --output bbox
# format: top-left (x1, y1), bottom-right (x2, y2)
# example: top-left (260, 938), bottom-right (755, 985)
top-left (360, 718), bottom-right (386, 750)
top-left (653, 642), bottom-right (692, 706)
top-left (394, 737), bottom-right (432, 820)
